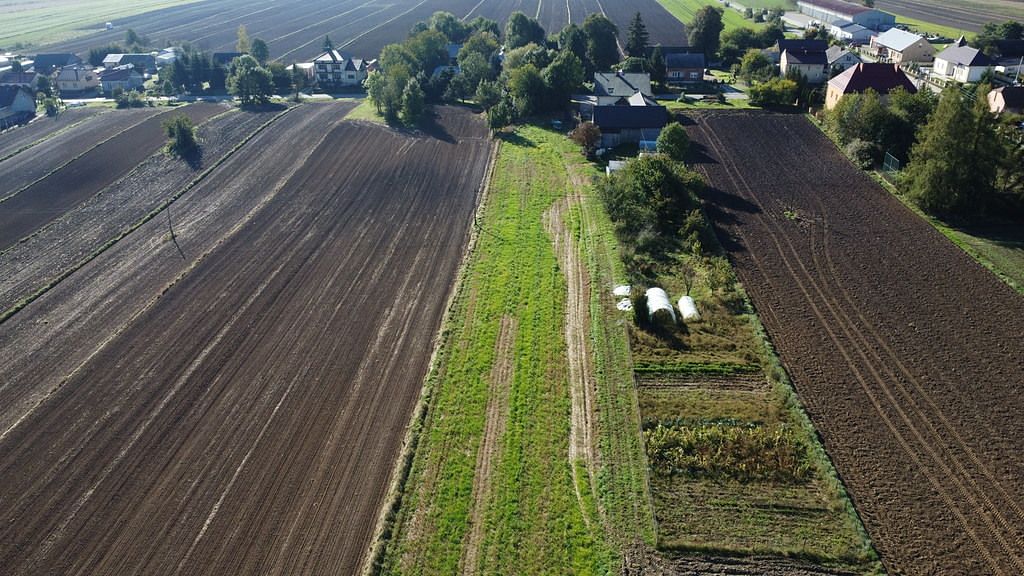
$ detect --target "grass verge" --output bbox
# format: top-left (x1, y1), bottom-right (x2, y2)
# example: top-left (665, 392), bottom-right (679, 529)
top-left (380, 125), bottom-right (611, 575)
top-left (343, 100), bottom-right (387, 124)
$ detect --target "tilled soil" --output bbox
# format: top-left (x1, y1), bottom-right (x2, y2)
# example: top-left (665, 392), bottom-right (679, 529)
top-left (874, 0), bottom-right (1016, 33)
top-left (0, 105), bottom-right (283, 316)
top-left (43, 0), bottom-right (685, 62)
top-left (0, 103), bottom-right (224, 250)
top-left (0, 105), bottom-right (492, 575)
top-left (0, 107), bottom-right (106, 161)
top-left (686, 111), bottom-right (1024, 576)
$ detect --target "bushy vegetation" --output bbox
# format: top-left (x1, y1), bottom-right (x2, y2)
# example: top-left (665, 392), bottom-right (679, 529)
top-left (162, 46), bottom-right (229, 94)
top-left (162, 114), bottom-right (198, 157)
top-left (748, 76), bottom-right (797, 107)
top-left (644, 421), bottom-right (813, 483)
top-left (227, 55), bottom-right (274, 105)
top-left (825, 87), bottom-right (936, 164)
top-left (114, 88), bottom-right (147, 108)
top-left (656, 122), bottom-right (690, 161)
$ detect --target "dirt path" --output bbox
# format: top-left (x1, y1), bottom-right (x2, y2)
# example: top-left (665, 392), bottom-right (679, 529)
top-left (459, 315), bottom-right (516, 576)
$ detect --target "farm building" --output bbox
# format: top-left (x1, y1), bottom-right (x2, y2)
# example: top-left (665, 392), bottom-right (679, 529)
top-left (99, 66), bottom-right (144, 93)
top-left (0, 71), bottom-right (41, 88)
top-left (156, 48), bottom-right (180, 67)
top-left (778, 39), bottom-right (828, 84)
top-left (826, 63), bottom-right (916, 109)
top-left (312, 50), bottom-right (370, 87)
top-left (827, 46), bottom-right (861, 73)
top-left (869, 28), bottom-right (934, 64)
top-left (796, 0), bottom-right (895, 31)
top-left (101, 53), bottom-right (157, 74)
top-left (988, 86), bottom-right (1024, 115)
top-left (30, 53), bottom-right (82, 74)
top-left (56, 65), bottom-right (99, 94)
top-left (592, 103), bottom-right (668, 148)
top-left (933, 38), bottom-right (994, 84)
top-left (665, 53), bottom-right (705, 83)
top-left (0, 85), bottom-right (35, 129)
top-left (829, 20), bottom-right (873, 44)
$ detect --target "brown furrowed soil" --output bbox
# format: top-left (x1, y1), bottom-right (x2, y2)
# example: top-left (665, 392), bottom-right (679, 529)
top-left (0, 105), bottom-right (492, 575)
top-left (685, 110), bottom-right (1024, 576)
top-left (0, 107), bottom-right (106, 161)
top-left (0, 103), bottom-right (224, 250)
top-left (874, 0), bottom-right (1021, 33)
top-left (43, 0), bottom-right (685, 62)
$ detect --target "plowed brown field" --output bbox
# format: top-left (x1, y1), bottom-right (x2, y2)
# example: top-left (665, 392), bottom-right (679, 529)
top-left (43, 0), bottom-right (686, 62)
top-left (0, 105), bottom-right (492, 575)
top-left (686, 111), bottom-right (1024, 576)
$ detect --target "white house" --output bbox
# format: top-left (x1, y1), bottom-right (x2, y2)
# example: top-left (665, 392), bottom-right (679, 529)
top-left (796, 0), bottom-right (895, 31)
top-left (312, 50), bottom-right (369, 88)
top-left (56, 64), bottom-right (99, 93)
top-left (779, 40), bottom-right (829, 84)
top-left (870, 28), bottom-right (934, 64)
top-left (933, 38), bottom-right (994, 83)
top-left (826, 45), bottom-right (861, 73)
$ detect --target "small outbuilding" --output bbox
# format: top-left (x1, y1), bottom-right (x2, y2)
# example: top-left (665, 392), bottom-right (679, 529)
top-left (0, 85), bottom-right (36, 129)
top-left (645, 287), bottom-right (676, 323)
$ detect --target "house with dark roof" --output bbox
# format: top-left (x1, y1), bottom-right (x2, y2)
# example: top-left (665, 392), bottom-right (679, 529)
top-left (993, 40), bottom-right (1024, 76)
top-left (312, 50), bottom-right (370, 88)
top-left (99, 65), bottom-right (144, 93)
top-left (796, 0), bottom-right (895, 31)
top-left (870, 28), bottom-right (934, 64)
top-left (988, 86), bottom-right (1024, 115)
top-left (778, 39), bottom-right (828, 83)
top-left (665, 52), bottom-right (705, 83)
top-left (933, 38), bottom-right (993, 83)
top-left (0, 85), bottom-right (35, 129)
top-left (212, 52), bottom-right (246, 66)
top-left (826, 62), bottom-right (916, 109)
top-left (30, 53), bottom-right (82, 74)
top-left (592, 104), bottom-right (668, 148)
top-left (0, 71), bottom-right (41, 88)
top-left (101, 53), bottom-right (157, 74)
top-left (826, 45), bottom-right (861, 73)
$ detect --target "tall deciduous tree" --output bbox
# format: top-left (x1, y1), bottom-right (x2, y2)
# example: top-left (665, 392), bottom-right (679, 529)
top-left (505, 12), bottom-right (546, 49)
top-left (236, 25), bottom-right (251, 53)
top-left (400, 78), bottom-right (425, 124)
top-left (227, 55), bottom-right (272, 105)
top-left (626, 12), bottom-right (649, 57)
top-left (582, 14), bottom-right (619, 71)
top-left (250, 38), bottom-right (269, 65)
top-left (688, 6), bottom-right (724, 58)
top-left (657, 122), bottom-right (689, 161)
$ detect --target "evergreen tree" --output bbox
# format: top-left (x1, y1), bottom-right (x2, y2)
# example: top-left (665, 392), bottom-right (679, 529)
top-left (626, 12), bottom-right (649, 57)
top-left (648, 45), bottom-right (666, 85)
top-left (322, 36), bottom-right (334, 51)
top-left (400, 78), bottom-right (425, 124)
top-left (250, 38), bottom-right (270, 65)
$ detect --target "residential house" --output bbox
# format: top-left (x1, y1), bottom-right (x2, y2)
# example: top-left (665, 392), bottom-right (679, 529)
top-left (0, 71), bottom-right (41, 88)
top-left (287, 62), bottom-right (316, 83)
top-left (778, 39), bottom-right (829, 83)
top-left (101, 53), bottom-right (157, 74)
top-left (826, 45), bottom-right (861, 73)
top-left (933, 38), bottom-right (993, 83)
top-left (826, 62), bottom-right (916, 109)
top-left (988, 86), bottom-right (1024, 115)
top-left (870, 28), bottom-right (934, 64)
top-left (312, 50), bottom-right (369, 88)
top-left (796, 0), bottom-right (895, 31)
top-left (30, 53), bottom-right (82, 75)
top-left (593, 71), bottom-right (652, 105)
top-left (212, 52), bottom-right (246, 67)
top-left (99, 65), bottom-right (144, 93)
top-left (992, 40), bottom-right (1024, 77)
top-left (56, 64), bottom-right (99, 94)
top-left (0, 85), bottom-right (36, 129)
top-left (665, 52), bottom-right (705, 83)
top-left (828, 20), bottom-right (873, 44)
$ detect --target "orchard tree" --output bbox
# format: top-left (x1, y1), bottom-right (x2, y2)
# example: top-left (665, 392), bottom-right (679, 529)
top-left (626, 12), bottom-right (649, 57)
top-left (688, 6), bottom-right (724, 58)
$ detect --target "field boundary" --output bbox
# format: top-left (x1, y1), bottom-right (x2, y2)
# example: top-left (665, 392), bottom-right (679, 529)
top-left (0, 105), bottom-right (289, 325)
top-left (0, 112), bottom-right (106, 164)
top-left (362, 136), bottom-right (500, 576)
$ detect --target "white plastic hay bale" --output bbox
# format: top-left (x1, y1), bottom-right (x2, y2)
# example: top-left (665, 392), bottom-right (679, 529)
top-left (645, 287), bottom-right (676, 323)
top-left (678, 295), bottom-right (700, 322)
top-left (612, 285), bottom-right (631, 297)
top-left (616, 298), bottom-right (633, 311)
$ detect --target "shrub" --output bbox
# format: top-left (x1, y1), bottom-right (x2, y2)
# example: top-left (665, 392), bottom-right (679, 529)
top-left (656, 122), bottom-right (689, 162)
top-left (163, 115), bottom-right (198, 158)
top-left (844, 139), bottom-right (878, 169)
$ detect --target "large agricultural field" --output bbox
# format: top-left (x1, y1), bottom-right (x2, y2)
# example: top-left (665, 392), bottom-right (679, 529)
top-left (875, 0), bottom-right (1023, 33)
top-left (686, 111), bottom-right (1024, 575)
top-left (0, 104), bottom-right (493, 574)
top-left (25, 0), bottom-right (687, 62)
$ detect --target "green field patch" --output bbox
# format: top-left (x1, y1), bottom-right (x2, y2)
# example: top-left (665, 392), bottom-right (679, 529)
top-left (656, 0), bottom-right (766, 32)
top-left (639, 388), bottom-right (778, 423)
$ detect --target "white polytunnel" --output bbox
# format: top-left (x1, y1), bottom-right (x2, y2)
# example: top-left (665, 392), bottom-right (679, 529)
top-left (678, 295), bottom-right (700, 322)
top-left (645, 287), bottom-right (676, 323)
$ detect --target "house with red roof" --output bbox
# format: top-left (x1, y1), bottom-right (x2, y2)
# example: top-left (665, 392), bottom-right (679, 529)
top-left (825, 63), bottom-right (916, 110)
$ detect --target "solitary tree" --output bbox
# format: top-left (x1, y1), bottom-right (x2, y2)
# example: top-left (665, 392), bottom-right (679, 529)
top-left (657, 122), bottom-right (689, 161)
top-left (688, 6), bottom-right (724, 58)
top-left (236, 25), bottom-right (251, 53)
top-left (569, 121), bottom-right (601, 155)
top-left (626, 12), bottom-right (649, 57)
top-left (163, 115), bottom-right (198, 158)
top-left (250, 38), bottom-right (270, 65)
